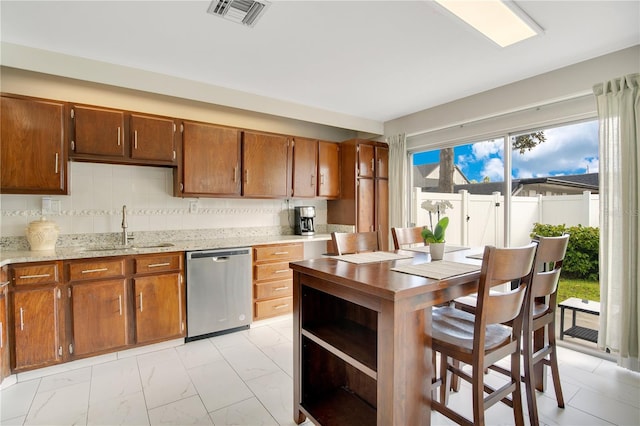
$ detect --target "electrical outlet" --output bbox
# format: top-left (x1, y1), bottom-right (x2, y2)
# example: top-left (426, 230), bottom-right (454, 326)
top-left (189, 200), bottom-right (198, 214)
top-left (42, 197), bottom-right (52, 215)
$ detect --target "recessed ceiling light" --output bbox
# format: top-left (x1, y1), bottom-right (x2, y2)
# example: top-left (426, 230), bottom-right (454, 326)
top-left (435, 0), bottom-right (543, 47)
top-left (207, 0), bottom-right (270, 28)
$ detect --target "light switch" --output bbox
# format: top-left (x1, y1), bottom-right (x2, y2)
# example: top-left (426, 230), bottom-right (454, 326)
top-left (189, 200), bottom-right (198, 214)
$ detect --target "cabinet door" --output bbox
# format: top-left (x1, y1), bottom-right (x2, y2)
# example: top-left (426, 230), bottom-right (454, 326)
top-left (357, 178), bottom-right (375, 232)
top-left (318, 141), bottom-right (340, 198)
top-left (1, 95), bottom-right (67, 194)
top-left (71, 280), bottom-right (128, 357)
top-left (292, 137), bottom-right (318, 198)
top-left (243, 131), bottom-right (291, 198)
top-left (376, 178), bottom-right (389, 250)
top-left (182, 122), bottom-right (241, 196)
top-left (13, 288), bottom-right (60, 370)
top-left (134, 273), bottom-right (183, 344)
top-left (376, 146), bottom-right (389, 179)
top-left (72, 105), bottom-right (126, 157)
top-left (130, 114), bottom-right (176, 163)
top-left (358, 143), bottom-right (375, 178)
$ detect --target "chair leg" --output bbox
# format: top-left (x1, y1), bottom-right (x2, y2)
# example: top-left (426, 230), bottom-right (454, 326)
top-left (471, 361), bottom-right (485, 426)
top-left (548, 321), bottom-right (565, 408)
top-left (523, 330), bottom-right (540, 426)
top-left (451, 359), bottom-right (461, 392)
top-left (511, 346), bottom-right (525, 426)
top-left (440, 354), bottom-right (451, 405)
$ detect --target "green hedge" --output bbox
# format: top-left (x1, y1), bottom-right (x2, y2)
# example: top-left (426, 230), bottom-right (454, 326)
top-left (530, 223), bottom-right (599, 281)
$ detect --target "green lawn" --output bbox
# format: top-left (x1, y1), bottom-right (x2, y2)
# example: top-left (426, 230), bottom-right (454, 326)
top-left (557, 278), bottom-right (600, 303)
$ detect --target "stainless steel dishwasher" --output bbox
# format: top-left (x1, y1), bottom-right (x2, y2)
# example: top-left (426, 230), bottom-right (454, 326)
top-left (185, 247), bottom-right (252, 341)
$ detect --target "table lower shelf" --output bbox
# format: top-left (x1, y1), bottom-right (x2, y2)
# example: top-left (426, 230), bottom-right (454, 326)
top-left (301, 387), bottom-right (376, 426)
top-left (562, 325), bottom-right (598, 343)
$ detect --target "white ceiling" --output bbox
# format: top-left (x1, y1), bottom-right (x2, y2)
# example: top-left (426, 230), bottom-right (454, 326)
top-left (1, 1), bottom-right (639, 131)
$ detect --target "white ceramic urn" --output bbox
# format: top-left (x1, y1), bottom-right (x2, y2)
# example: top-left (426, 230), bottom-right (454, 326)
top-left (25, 217), bottom-right (59, 251)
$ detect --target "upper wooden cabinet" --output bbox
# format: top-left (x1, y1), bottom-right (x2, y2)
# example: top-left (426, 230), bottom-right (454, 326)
top-left (129, 114), bottom-right (176, 163)
top-left (70, 104), bottom-right (177, 166)
top-left (318, 141), bottom-right (340, 199)
top-left (292, 137), bottom-right (318, 198)
top-left (242, 131), bottom-right (292, 198)
top-left (1, 94), bottom-right (68, 195)
top-left (177, 121), bottom-right (242, 197)
top-left (376, 145), bottom-right (389, 179)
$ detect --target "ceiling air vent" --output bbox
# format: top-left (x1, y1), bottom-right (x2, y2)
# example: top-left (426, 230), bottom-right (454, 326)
top-left (207, 0), bottom-right (270, 27)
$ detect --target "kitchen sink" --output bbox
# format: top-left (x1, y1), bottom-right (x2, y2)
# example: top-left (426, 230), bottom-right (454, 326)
top-left (78, 242), bottom-right (174, 252)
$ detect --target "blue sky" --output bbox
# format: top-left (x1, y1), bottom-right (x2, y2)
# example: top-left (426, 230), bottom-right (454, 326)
top-left (413, 120), bottom-right (599, 182)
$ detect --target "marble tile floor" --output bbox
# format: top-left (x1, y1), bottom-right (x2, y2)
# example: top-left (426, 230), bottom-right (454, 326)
top-left (0, 315), bottom-right (638, 425)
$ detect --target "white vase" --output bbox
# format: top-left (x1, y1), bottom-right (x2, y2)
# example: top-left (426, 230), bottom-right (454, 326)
top-left (429, 242), bottom-right (445, 261)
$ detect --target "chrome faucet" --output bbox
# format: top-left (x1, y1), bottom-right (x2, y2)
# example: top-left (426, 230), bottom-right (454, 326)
top-left (121, 205), bottom-right (128, 246)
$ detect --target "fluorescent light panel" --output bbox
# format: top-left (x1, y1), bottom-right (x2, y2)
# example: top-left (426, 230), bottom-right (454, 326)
top-left (435, 0), bottom-right (542, 47)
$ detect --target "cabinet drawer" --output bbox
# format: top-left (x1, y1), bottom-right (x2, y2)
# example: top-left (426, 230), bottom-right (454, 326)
top-left (68, 259), bottom-right (126, 281)
top-left (254, 262), bottom-right (292, 282)
top-left (253, 243), bottom-right (303, 262)
top-left (255, 296), bottom-right (293, 319)
top-left (12, 263), bottom-right (60, 286)
top-left (134, 253), bottom-right (182, 274)
top-left (255, 279), bottom-right (293, 300)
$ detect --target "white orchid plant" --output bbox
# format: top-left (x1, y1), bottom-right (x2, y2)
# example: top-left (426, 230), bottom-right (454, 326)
top-left (420, 200), bottom-right (453, 243)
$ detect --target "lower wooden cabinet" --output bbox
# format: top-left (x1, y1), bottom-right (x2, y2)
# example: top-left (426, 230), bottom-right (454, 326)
top-left (12, 287), bottom-right (62, 371)
top-left (71, 279), bottom-right (128, 357)
top-left (0, 281), bottom-right (8, 382)
top-left (133, 273), bottom-right (183, 344)
top-left (7, 253), bottom-right (185, 373)
top-left (252, 243), bottom-right (303, 320)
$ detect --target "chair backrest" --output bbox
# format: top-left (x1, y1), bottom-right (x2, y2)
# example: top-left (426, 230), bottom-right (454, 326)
top-left (391, 226), bottom-right (424, 250)
top-left (530, 234), bottom-right (570, 301)
top-left (476, 243), bottom-right (537, 328)
top-left (331, 231), bottom-right (379, 255)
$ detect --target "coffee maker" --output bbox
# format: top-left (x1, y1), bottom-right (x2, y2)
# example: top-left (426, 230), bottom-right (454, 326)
top-left (294, 206), bottom-right (316, 236)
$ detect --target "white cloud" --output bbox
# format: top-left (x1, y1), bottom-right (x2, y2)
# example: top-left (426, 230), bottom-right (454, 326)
top-left (472, 139), bottom-right (503, 159)
top-left (482, 157), bottom-right (504, 181)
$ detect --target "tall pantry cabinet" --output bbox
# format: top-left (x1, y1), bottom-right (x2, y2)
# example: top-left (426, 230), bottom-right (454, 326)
top-left (327, 139), bottom-right (389, 250)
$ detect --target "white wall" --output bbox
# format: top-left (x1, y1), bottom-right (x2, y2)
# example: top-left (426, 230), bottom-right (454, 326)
top-left (385, 46), bottom-right (640, 149)
top-left (0, 162), bottom-right (327, 238)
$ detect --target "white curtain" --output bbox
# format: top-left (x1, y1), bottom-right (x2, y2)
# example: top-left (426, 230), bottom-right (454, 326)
top-left (593, 73), bottom-right (640, 371)
top-left (386, 133), bottom-right (408, 247)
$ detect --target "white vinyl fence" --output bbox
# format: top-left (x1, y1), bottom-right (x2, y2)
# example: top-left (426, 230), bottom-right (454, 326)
top-left (412, 189), bottom-right (599, 248)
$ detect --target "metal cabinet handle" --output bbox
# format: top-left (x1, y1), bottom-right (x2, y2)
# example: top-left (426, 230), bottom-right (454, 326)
top-left (18, 273), bottom-right (51, 279)
top-left (274, 286), bottom-right (289, 291)
top-left (139, 292), bottom-right (143, 312)
top-left (147, 262), bottom-right (171, 268)
top-left (69, 343), bottom-right (74, 354)
top-left (0, 321), bottom-right (3, 348)
top-left (274, 269), bottom-right (289, 274)
top-left (117, 127), bottom-right (121, 146)
top-left (244, 169), bottom-right (248, 183)
top-left (274, 251), bottom-right (289, 255)
top-left (274, 303), bottom-right (289, 310)
top-left (371, 158), bottom-right (375, 173)
top-left (118, 294), bottom-right (122, 316)
top-left (20, 307), bottom-right (24, 331)
top-left (134, 130), bottom-right (138, 149)
top-left (55, 152), bottom-right (59, 174)
top-left (310, 174), bottom-right (315, 186)
top-left (233, 166), bottom-right (237, 183)
top-left (81, 268), bottom-right (108, 274)
top-left (321, 173), bottom-right (325, 185)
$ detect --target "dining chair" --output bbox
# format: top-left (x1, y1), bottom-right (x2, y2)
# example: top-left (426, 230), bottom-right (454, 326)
top-left (453, 235), bottom-right (569, 425)
top-left (430, 243), bottom-right (537, 426)
top-left (391, 226), bottom-right (424, 250)
top-left (331, 231), bottom-right (379, 255)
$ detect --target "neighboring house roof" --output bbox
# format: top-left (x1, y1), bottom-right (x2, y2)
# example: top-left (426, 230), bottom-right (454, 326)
top-left (421, 173), bottom-right (599, 195)
top-left (413, 164), bottom-right (470, 187)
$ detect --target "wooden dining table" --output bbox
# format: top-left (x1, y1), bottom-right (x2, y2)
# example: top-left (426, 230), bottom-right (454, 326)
top-left (290, 247), bottom-right (486, 426)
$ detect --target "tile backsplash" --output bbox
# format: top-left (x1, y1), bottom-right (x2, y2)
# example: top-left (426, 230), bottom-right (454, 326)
top-left (1, 162), bottom-right (328, 241)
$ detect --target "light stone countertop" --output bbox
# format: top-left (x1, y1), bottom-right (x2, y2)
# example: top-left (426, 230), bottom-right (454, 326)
top-left (0, 233), bottom-right (332, 266)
